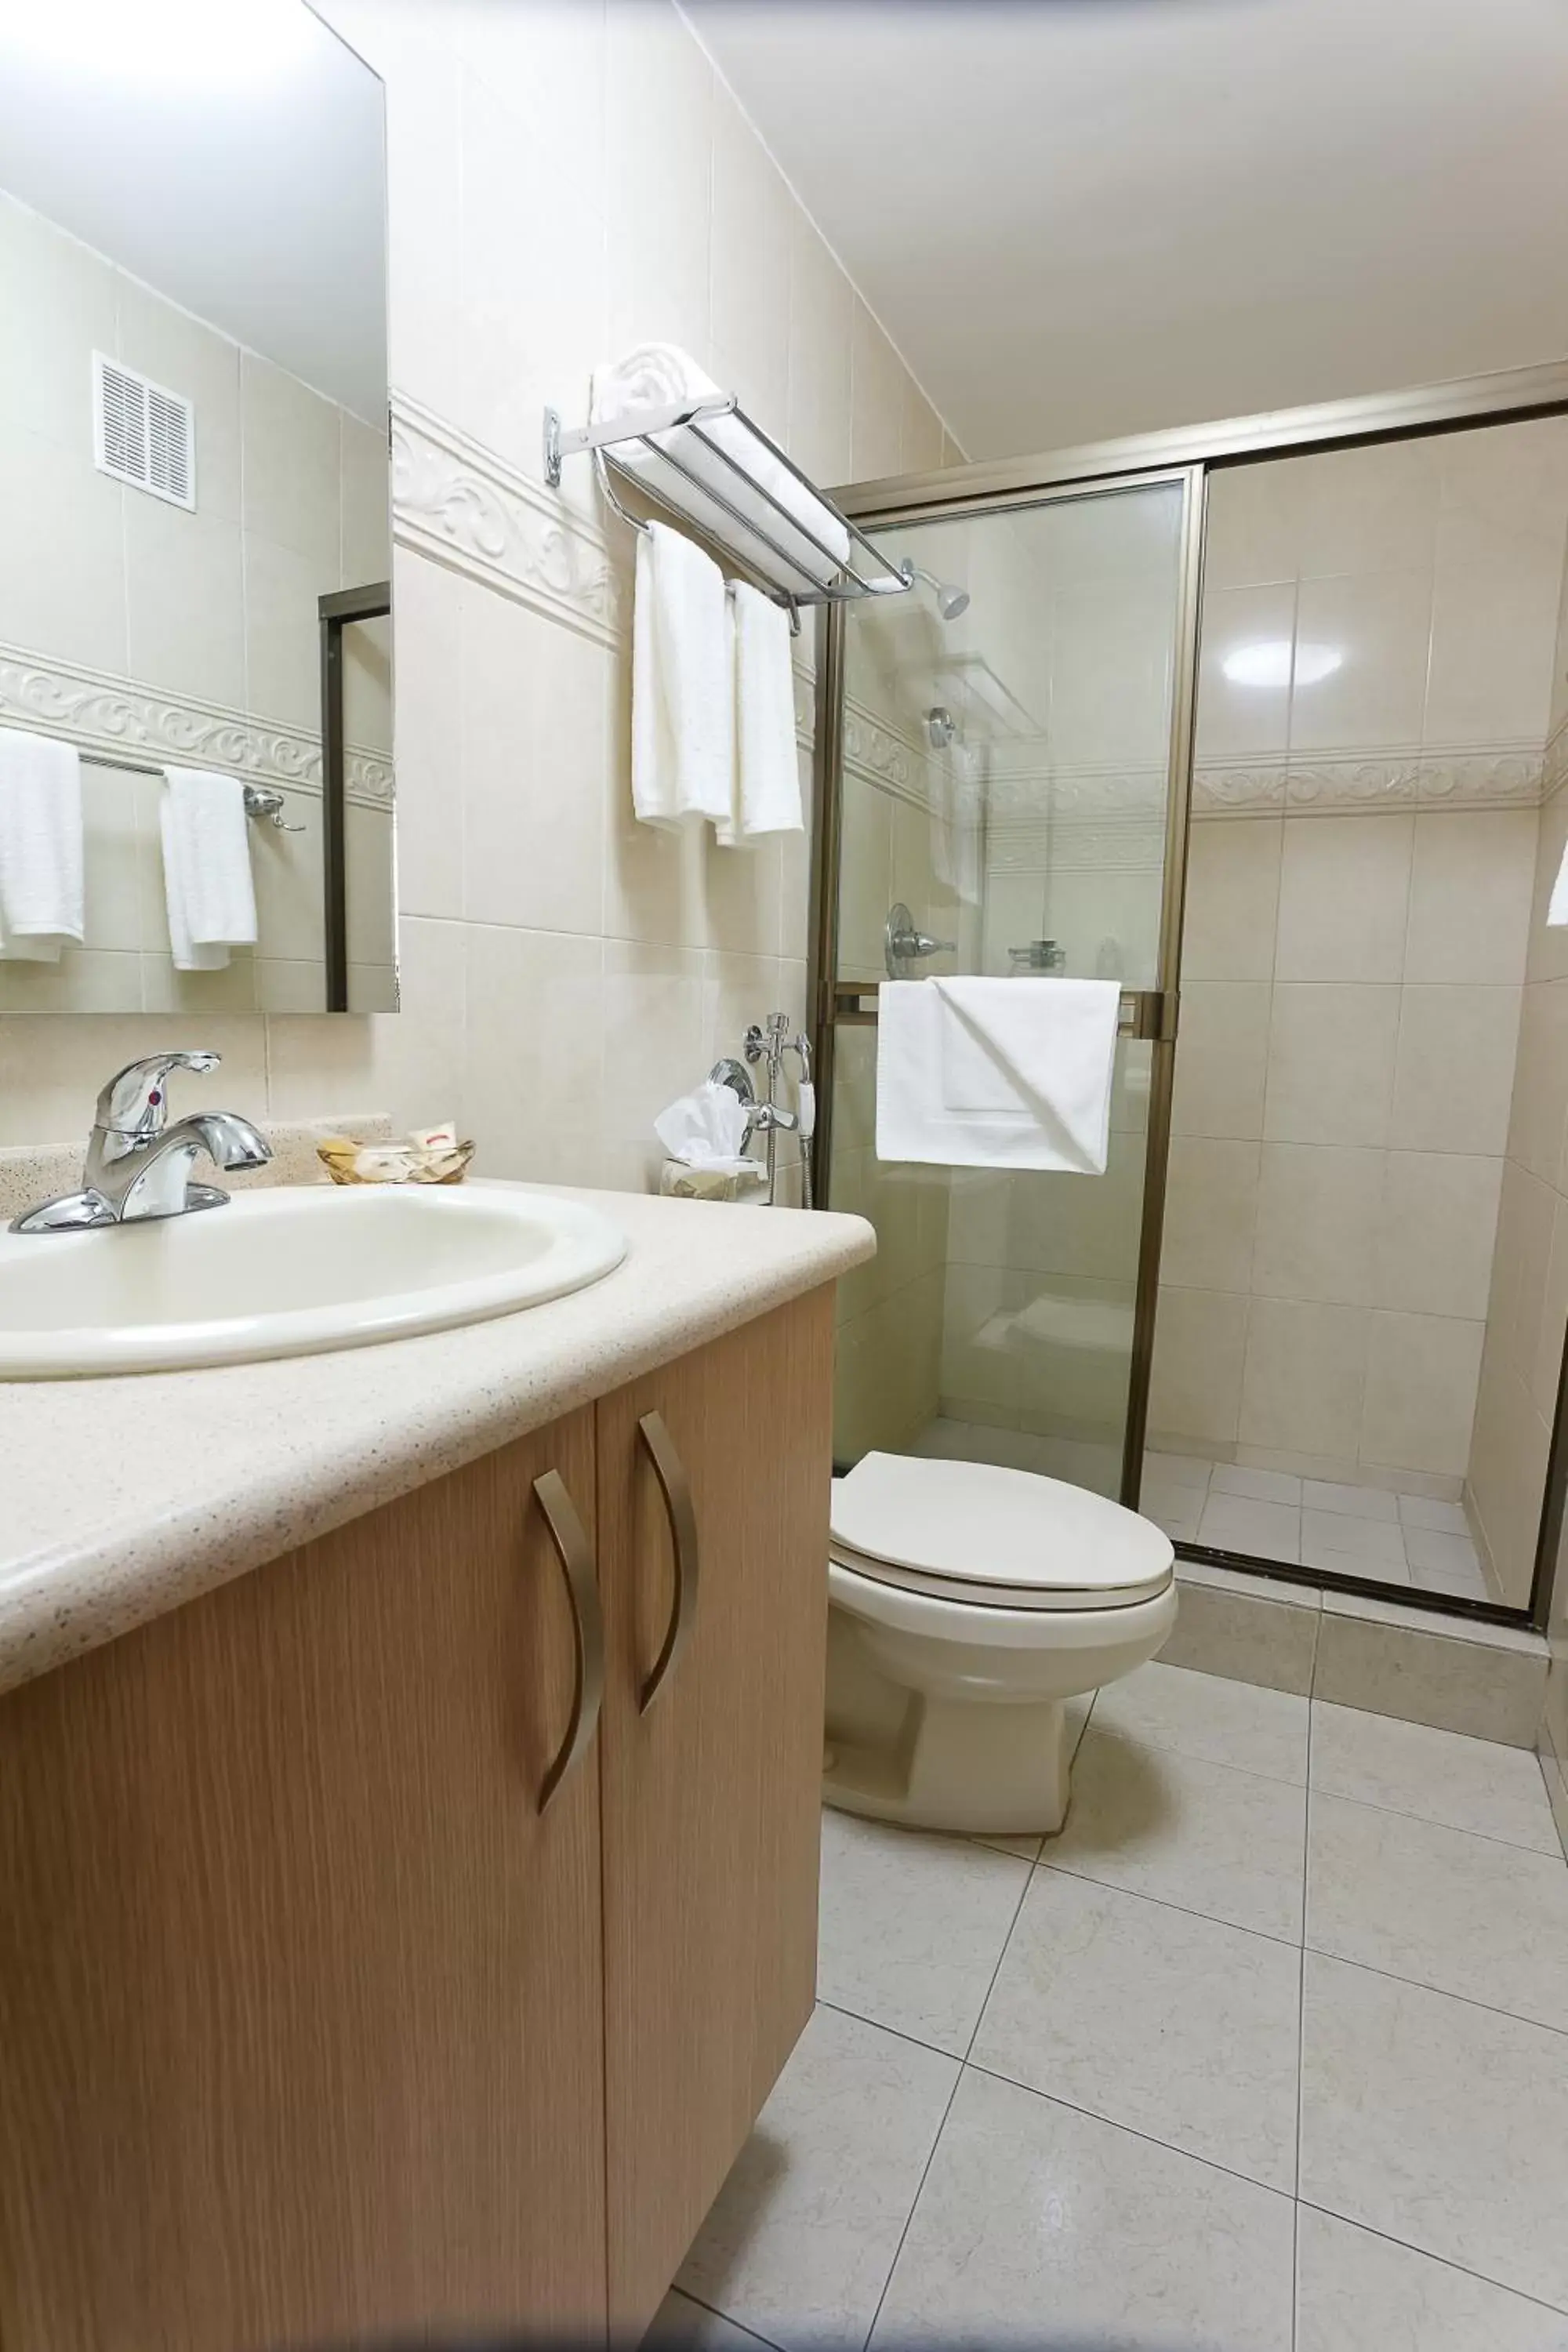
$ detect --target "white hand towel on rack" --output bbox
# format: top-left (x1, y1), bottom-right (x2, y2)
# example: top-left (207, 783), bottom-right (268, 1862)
top-left (718, 582), bottom-right (804, 848)
top-left (160, 766), bottom-right (257, 971)
top-left (632, 522), bottom-right (734, 831)
top-left (876, 975), bottom-right (1121, 1174)
top-left (593, 344), bottom-right (850, 590)
top-left (0, 727), bottom-right (83, 962)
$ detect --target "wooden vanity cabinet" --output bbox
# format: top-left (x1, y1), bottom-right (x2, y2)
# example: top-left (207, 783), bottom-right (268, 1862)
top-left (0, 1285), bottom-right (834, 2352)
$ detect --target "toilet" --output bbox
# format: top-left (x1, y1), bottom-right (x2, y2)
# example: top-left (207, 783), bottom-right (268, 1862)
top-left (823, 1451), bottom-right (1177, 1836)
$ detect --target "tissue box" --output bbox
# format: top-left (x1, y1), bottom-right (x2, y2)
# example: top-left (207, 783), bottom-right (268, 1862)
top-left (660, 1158), bottom-right (757, 1201)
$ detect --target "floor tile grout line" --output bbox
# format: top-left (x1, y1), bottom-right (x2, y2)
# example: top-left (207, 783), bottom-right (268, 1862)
top-left (813, 1994), bottom-right (967, 2067)
top-left (859, 1833), bottom-right (1040, 2352)
top-left (1302, 1939), bottom-right (1568, 2042)
top-left (858, 2054), bottom-right (967, 2352)
top-left (1078, 1718), bottom-right (1312, 1798)
top-left (1306, 1778), bottom-right (1568, 1860)
top-left (670, 2285), bottom-right (789, 2351)
top-left (960, 2054), bottom-right (1299, 2206)
top-left (1291, 1699), bottom-right (1314, 2352)
top-left (1033, 1853), bottom-right (1305, 1951)
top-left (1294, 2195), bottom-right (1568, 2323)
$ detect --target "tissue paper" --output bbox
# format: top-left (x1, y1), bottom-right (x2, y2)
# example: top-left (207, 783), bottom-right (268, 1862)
top-left (654, 1078), bottom-right (761, 1174)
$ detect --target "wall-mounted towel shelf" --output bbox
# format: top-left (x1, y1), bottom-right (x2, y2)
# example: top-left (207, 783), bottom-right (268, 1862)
top-left (543, 392), bottom-right (915, 613)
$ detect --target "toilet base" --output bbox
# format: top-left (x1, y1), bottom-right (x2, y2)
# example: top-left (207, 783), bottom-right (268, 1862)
top-left (823, 1687), bottom-right (1074, 1837)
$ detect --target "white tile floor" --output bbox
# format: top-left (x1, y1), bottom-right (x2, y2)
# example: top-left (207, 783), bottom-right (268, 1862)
top-left (657, 1664), bottom-right (1568, 2352)
top-left (1143, 1452), bottom-right (1493, 1602)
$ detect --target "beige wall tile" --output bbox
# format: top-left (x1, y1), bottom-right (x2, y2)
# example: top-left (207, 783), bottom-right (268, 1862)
top-left (241, 352), bottom-right (342, 572)
top-left (242, 531), bottom-right (328, 732)
top-left (1147, 1284), bottom-right (1249, 1446)
top-left (1467, 1339), bottom-right (1552, 1607)
top-left (1181, 817), bottom-right (1282, 983)
top-left (1194, 583), bottom-right (1294, 760)
top-left (0, 424), bottom-right (126, 674)
top-left (1425, 506), bottom-right (1565, 749)
top-left (1240, 1297), bottom-right (1370, 1459)
top-left (1293, 437), bottom-right (1440, 581)
top-left (1359, 1310), bottom-right (1484, 1477)
top-left (1405, 808), bottom-right (1537, 985)
top-left (1526, 786), bottom-right (1568, 985)
top-left (1275, 814), bottom-right (1413, 985)
top-left (1377, 1150), bottom-right (1504, 1321)
top-left (1389, 983), bottom-right (1523, 1156)
top-left (123, 499), bottom-right (246, 710)
top-left (1159, 1136), bottom-right (1260, 1294)
top-left (849, 300), bottom-right (906, 483)
top-left (1530, 1196), bottom-right (1568, 1421)
top-left (1288, 570), bottom-right (1432, 755)
top-left (118, 274), bottom-right (244, 525)
top-left (1504, 980), bottom-right (1568, 1184)
top-left (710, 89), bottom-right (793, 432)
top-left (786, 212), bottom-right (854, 488)
top-left (1263, 983), bottom-right (1399, 1147)
top-left (1200, 460), bottom-right (1304, 593)
top-left (1171, 981), bottom-right (1272, 1140)
top-left (0, 191), bottom-right (119, 455)
top-left (1251, 1142), bottom-right (1383, 1306)
top-left (460, 596), bottom-right (608, 938)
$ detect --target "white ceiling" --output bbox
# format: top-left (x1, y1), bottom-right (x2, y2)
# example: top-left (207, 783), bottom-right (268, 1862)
top-left (684, 0), bottom-right (1568, 466)
top-left (0, 0), bottom-right (386, 421)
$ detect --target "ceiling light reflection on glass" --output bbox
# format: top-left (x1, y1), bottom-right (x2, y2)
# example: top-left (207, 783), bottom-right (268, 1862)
top-left (1221, 640), bottom-right (1342, 689)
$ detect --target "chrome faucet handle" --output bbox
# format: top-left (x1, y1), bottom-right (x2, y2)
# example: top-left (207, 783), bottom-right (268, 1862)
top-left (94, 1051), bottom-right (221, 1139)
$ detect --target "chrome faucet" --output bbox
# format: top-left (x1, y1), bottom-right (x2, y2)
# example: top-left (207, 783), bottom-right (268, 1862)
top-left (12, 1051), bottom-right (272, 1233)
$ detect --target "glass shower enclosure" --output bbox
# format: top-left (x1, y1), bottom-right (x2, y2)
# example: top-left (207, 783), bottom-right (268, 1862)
top-left (817, 471), bottom-right (1201, 1504)
top-left (811, 362), bottom-right (1568, 1633)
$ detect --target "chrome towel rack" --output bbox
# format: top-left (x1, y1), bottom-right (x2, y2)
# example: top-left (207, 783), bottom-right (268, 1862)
top-left (543, 390), bottom-right (915, 615)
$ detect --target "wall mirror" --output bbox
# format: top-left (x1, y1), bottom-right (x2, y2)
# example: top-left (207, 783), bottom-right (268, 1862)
top-left (0, 0), bottom-right (394, 1015)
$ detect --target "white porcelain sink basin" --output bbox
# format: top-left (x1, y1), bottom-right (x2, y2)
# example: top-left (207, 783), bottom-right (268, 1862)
top-left (0, 1183), bottom-right (628, 1377)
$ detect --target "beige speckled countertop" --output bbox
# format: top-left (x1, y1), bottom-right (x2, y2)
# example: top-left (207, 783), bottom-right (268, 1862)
top-left (0, 1184), bottom-right (873, 1699)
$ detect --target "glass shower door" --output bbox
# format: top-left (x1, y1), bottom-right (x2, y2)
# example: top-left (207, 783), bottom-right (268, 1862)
top-left (822, 474), bottom-right (1195, 1502)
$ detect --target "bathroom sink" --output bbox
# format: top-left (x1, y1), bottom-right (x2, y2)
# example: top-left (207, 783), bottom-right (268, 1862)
top-left (0, 1182), bottom-right (628, 1377)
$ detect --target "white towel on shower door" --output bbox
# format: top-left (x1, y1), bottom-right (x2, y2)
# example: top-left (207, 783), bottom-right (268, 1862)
top-left (717, 582), bottom-right (803, 847)
top-left (631, 522), bottom-right (733, 830)
top-left (160, 766), bottom-right (257, 971)
top-left (876, 975), bottom-right (1121, 1174)
top-left (0, 727), bottom-right (83, 961)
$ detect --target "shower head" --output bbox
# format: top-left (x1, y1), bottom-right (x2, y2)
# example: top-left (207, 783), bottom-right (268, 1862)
top-left (912, 565), bottom-right (971, 622)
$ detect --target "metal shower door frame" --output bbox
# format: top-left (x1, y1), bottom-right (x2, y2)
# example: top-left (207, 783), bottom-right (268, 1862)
top-left (808, 461), bottom-right (1207, 1512)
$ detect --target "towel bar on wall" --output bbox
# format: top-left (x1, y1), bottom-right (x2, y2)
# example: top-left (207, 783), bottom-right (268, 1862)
top-left (543, 390), bottom-right (914, 615)
top-left (829, 982), bottom-right (1174, 1043)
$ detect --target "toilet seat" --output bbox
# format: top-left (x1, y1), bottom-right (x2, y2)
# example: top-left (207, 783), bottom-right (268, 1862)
top-left (829, 1450), bottom-right (1174, 1613)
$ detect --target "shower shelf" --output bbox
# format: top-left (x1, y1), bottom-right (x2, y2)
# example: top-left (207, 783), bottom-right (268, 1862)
top-left (543, 391), bottom-right (915, 613)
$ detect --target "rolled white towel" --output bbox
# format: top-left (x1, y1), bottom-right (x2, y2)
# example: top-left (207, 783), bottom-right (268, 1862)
top-left (593, 344), bottom-right (850, 591)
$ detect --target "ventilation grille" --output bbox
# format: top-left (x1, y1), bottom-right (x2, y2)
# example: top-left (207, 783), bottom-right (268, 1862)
top-left (93, 354), bottom-right (195, 510)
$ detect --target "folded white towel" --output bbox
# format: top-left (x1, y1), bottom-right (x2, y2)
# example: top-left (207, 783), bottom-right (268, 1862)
top-left (0, 728), bottom-right (83, 962)
top-left (876, 975), bottom-right (1121, 1174)
top-left (718, 583), bottom-right (804, 848)
top-left (593, 344), bottom-right (850, 591)
top-left (160, 766), bottom-right (257, 971)
top-left (632, 522), bottom-right (733, 831)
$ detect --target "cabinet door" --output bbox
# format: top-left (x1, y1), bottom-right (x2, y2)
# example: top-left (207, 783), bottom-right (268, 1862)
top-left (0, 1414), bottom-right (607, 2352)
top-left (597, 1286), bottom-right (837, 2330)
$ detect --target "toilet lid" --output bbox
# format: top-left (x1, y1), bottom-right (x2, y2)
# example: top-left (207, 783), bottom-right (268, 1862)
top-left (829, 1452), bottom-right (1174, 1613)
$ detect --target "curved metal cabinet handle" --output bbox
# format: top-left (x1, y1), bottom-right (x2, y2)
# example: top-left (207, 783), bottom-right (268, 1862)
top-left (532, 1469), bottom-right (605, 1814)
top-left (637, 1410), bottom-right (702, 1715)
